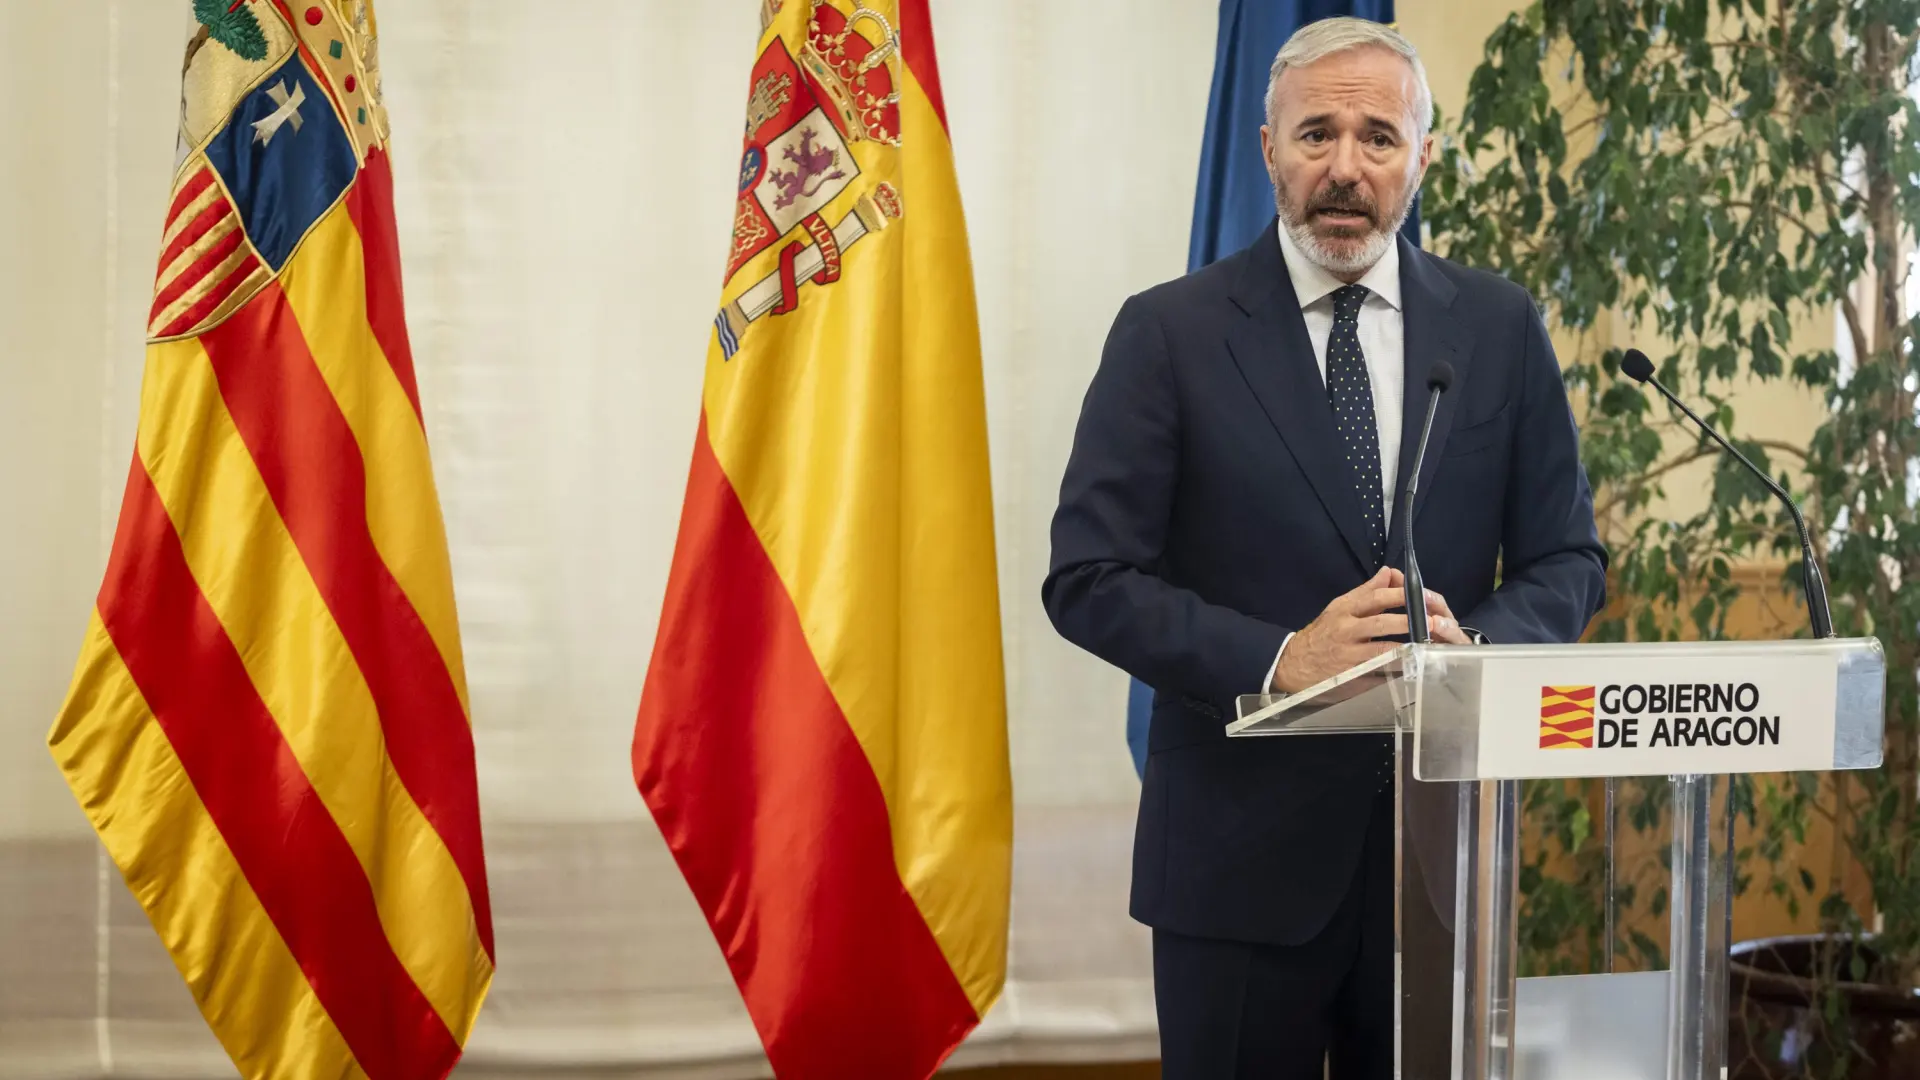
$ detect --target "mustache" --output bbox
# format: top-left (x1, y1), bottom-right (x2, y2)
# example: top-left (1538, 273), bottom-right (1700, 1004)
top-left (1307, 183), bottom-right (1378, 221)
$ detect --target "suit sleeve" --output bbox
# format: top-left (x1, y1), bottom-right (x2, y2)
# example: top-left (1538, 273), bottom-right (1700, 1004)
top-left (1464, 299), bottom-right (1609, 644)
top-left (1042, 295), bottom-right (1292, 704)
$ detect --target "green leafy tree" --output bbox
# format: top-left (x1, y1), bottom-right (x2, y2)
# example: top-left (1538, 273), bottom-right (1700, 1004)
top-left (1424, 0), bottom-right (1919, 1072)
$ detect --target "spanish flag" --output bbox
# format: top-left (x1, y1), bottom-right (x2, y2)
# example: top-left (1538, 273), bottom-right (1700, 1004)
top-left (633, 2), bottom-right (1011, 1076)
top-left (47, 4), bottom-right (491, 1078)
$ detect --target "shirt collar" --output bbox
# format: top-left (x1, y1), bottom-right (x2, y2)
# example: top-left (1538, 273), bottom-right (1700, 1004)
top-left (1275, 219), bottom-right (1403, 312)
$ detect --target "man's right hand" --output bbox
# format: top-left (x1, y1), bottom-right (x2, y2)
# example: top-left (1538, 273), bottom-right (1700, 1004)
top-left (1270, 567), bottom-right (1413, 693)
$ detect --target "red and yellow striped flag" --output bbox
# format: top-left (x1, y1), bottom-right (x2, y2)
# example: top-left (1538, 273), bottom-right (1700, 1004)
top-left (1539, 685), bottom-right (1597, 749)
top-left (632, 2), bottom-right (1011, 1076)
top-left (47, 5), bottom-right (491, 1078)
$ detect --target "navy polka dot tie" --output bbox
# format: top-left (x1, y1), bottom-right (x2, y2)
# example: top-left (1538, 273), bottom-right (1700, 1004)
top-left (1328, 284), bottom-right (1385, 569)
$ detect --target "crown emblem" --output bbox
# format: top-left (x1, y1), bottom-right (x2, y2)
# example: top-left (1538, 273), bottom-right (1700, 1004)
top-left (801, 0), bottom-right (902, 146)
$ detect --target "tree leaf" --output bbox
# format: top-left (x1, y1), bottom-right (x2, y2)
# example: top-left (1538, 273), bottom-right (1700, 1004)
top-left (192, 0), bottom-right (269, 62)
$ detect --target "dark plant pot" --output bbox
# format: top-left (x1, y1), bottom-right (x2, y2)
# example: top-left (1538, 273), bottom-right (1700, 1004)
top-left (1730, 934), bottom-right (1920, 1080)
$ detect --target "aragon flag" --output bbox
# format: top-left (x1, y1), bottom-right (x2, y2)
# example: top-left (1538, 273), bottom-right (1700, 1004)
top-left (633, 1), bottom-right (1012, 1076)
top-left (46, 3), bottom-right (492, 1078)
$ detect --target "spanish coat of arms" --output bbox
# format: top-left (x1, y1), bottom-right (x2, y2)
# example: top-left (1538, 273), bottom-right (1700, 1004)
top-left (713, 0), bottom-right (907, 360)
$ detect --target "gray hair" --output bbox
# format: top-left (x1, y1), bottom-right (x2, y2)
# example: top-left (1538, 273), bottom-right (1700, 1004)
top-left (1264, 17), bottom-right (1433, 140)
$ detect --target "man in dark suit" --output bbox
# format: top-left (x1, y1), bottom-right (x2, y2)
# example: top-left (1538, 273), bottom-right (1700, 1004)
top-left (1042, 16), bottom-right (1608, 1080)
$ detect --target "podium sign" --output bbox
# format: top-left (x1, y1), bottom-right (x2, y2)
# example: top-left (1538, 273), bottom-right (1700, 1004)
top-left (1229, 637), bottom-right (1887, 1080)
top-left (1404, 638), bottom-right (1886, 782)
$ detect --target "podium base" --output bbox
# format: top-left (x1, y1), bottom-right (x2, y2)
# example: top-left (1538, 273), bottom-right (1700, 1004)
top-left (1513, 970), bottom-right (1670, 1080)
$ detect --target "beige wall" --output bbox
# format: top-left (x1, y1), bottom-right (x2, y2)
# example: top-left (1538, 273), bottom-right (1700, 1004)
top-left (1399, 2), bottom-right (1527, 128)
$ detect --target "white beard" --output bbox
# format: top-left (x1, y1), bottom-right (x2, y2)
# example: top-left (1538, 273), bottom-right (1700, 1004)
top-left (1274, 179), bottom-right (1416, 277)
top-left (1280, 212), bottom-right (1398, 276)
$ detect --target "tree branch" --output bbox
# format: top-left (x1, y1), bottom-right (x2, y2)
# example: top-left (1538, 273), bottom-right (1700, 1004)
top-left (1594, 447), bottom-right (1716, 521)
top-left (1749, 439), bottom-right (1812, 464)
top-left (1592, 437), bottom-right (1810, 524)
top-left (1807, 146), bottom-right (1868, 215)
top-left (1720, 199), bottom-right (1830, 244)
top-left (1839, 292), bottom-right (1874, 373)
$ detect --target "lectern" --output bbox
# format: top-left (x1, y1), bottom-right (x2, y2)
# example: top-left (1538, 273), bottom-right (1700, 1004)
top-left (1230, 637), bottom-right (1887, 1080)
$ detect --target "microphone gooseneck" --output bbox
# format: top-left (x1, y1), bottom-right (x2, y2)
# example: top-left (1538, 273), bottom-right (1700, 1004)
top-left (1618, 348), bottom-right (1835, 638)
top-left (1404, 361), bottom-right (1455, 644)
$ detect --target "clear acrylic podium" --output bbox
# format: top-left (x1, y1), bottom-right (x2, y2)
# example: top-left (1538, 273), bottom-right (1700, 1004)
top-left (1230, 638), bottom-right (1887, 1080)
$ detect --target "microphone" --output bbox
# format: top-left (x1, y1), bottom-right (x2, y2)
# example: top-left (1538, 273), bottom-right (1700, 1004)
top-left (1404, 360), bottom-right (1455, 643)
top-left (1619, 348), bottom-right (1834, 638)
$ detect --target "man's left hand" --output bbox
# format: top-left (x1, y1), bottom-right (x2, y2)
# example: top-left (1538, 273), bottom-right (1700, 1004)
top-left (1424, 590), bottom-right (1473, 645)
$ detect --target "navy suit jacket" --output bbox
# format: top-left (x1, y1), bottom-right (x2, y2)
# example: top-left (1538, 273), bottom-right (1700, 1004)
top-left (1042, 223), bottom-right (1608, 946)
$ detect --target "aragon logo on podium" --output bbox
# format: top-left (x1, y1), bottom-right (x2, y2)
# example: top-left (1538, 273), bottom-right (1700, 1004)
top-left (1480, 655), bottom-right (1840, 779)
top-left (1539, 685), bottom-right (1597, 749)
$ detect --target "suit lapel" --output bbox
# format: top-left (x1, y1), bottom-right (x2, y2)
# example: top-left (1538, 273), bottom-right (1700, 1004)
top-left (1385, 235), bottom-right (1474, 569)
top-left (1223, 222), bottom-right (1375, 576)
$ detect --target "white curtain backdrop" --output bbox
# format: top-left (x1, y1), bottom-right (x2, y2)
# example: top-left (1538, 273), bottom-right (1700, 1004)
top-left (0, 2), bottom-right (1221, 1076)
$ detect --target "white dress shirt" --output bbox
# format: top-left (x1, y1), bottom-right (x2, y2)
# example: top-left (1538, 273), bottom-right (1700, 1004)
top-left (1264, 223), bottom-right (1407, 693)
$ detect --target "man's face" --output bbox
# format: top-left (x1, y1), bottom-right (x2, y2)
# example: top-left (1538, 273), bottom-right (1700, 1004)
top-left (1260, 46), bottom-right (1433, 277)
